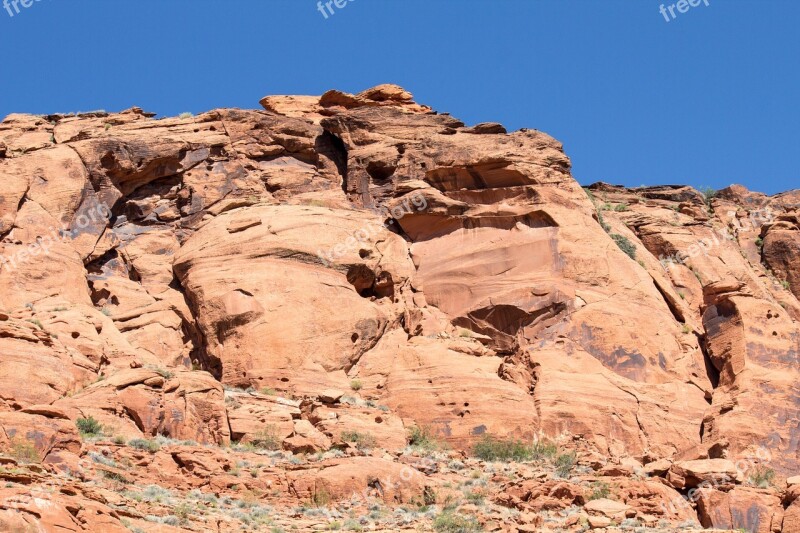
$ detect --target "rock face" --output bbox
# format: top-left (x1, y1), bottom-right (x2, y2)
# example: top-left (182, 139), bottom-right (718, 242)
top-left (0, 85), bottom-right (798, 531)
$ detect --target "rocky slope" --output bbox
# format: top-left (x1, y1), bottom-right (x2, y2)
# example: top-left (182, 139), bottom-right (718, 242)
top-left (0, 84), bottom-right (798, 532)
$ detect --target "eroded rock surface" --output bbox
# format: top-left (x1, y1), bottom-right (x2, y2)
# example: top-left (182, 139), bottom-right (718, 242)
top-left (0, 85), bottom-right (798, 531)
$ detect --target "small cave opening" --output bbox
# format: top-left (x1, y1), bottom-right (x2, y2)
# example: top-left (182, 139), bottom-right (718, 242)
top-left (698, 332), bottom-right (721, 391)
top-left (316, 130), bottom-right (348, 193)
top-left (365, 160), bottom-right (396, 184)
top-left (346, 264), bottom-right (395, 300)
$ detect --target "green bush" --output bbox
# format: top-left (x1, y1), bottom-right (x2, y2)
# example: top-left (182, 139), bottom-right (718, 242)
top-left (554, 451), bottom-right (577, 478)
top-left (251, 425), bottom-right (282, 451)
top-left (341, 430), bottom-right (376, 449)
top-left (433, 511), bottom-right (483, 532)
top-left (408, 425), bottom-right (443, 451)
top-left (312, 487), bottom-right (331, 507)
top-left (589, 481), bottom-right (610, 500)
top-left (8, 438), bottom-right (40, 463)
top-left (748, 466), bottom-right (775, 488)
top-left (610, 233), bottom-right (637, 260)
top-left (530, 440), bottom-right (558, 460)
top-left (471, 435), bottom-right (536, 462)
top-left (349, 379), bottom-right (362, 391)
top-left (76, 416), bottom-right (102, 437)
top-left (700, 186), bottom-right (718, 203)
top-left (128, 438), bottom-right (161, 453)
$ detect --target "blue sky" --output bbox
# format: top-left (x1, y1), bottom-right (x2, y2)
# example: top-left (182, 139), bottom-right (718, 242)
top-left (1, 0), bottom-right (797, 195)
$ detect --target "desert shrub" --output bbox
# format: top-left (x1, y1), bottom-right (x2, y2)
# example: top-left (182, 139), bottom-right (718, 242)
top-left (471, 435), bottom-right (535, 462)
top-left (530, 440), bottom-right (558, 460)
top-left (589, 481), bottom-right (610, 500)
top-left (700, 186), bottom-right (718, 202)
top-left (464, 490), bottom-right (485, 505)
top-left (76, 416), bottom-right (102, 437)
top-left (128, 438), bottom-right (161, 453)
top-left (433, 511), bottom-right (483, 532)
top-left (250, 425), bottom-right (282, 450)
top-left (554, 451), bottom-right (577, 478)
top-left (610, 233), bottom-right (636, 260)
top-left (613, 203), bottom-right (629, 212)
top-left (152, 367), bottom-right (175, 379)
top-left (748, 466), bottom-right (775, 488)
top-left (408, 425), bottom-right (443, 451)
top-left (340, 430), bottom-right (376, 449)
top-left (101, 470), bottom-right (130, 483)
top-left (312, 487), bottom-right (331, 507)
top-left (178, 112), bottom-right (194, 119)
top-left (8, 438), bottom-right (40, 463)
top-left (349, 379), bottom-right (362, 391)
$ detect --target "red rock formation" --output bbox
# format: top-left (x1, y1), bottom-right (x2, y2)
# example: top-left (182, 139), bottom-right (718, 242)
top-left (0, 85), bottom-right (798, 530)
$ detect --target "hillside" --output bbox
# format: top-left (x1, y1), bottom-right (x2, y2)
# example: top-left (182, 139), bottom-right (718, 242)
top-left (0, 85), bottom-right (798, 532)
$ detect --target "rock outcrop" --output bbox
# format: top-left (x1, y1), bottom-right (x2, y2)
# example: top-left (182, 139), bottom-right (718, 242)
top-left (0, 84), bottom-right (798, 531)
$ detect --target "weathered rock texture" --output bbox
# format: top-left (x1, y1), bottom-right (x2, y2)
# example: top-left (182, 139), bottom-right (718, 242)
top-left (0, 85), bottom-right (798, 531)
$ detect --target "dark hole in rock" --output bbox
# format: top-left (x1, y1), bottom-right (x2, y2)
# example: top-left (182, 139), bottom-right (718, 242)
top-left (366, 161), bottom-right (396, 183)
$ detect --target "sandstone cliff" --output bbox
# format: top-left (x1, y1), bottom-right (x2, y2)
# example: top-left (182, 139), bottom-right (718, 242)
top-left (0, 85), bottom-right (798, 532)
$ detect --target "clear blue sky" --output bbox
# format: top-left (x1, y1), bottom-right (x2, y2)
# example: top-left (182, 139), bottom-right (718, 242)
top-left (2, 0), bottom-right (797, 195)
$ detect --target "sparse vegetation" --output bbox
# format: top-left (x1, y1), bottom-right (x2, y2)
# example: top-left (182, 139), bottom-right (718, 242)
top-left (589, 481), bottom-right (611, 500)
top-left (700, 186), bottom-right (718, 203)
top-left (260, 387), bottom-right (276, 396)
top-left (150, 367), bottom-right (174, 379)
top-left (554, 450), bottom-right (577, 478)
top-left (128, 438), bottom-right (161, 453)
top-left (432, 511), bottom-right (483, 532)
top-left (8, 438), bottom-right (40, 463)
top-left (251, 425), bottom-right (282, 451)
top-left (408, 425), bottom-right (443, 452)
top-left (682, 324), bottom-right (692, 334)
top-left (613, 203), bottom-right (629, 212)
top-left (755, 237), bottom-right (764, 249)
top-left (530, 440), bottom-right (559, 460)
top-left (349, 379), bottom-right (362, 391)
top-left (748, 466), bottom-right (775, 488)
top-left (610, 233), bottom-right (637, 260)
top-left (340, 430), bottom-right (376, 449)
top-left (471, 435), bottom-right (541, 462)
top-left (311, 487), bottom-right (332, 507)
top-left (178, 112), bottom-right (194, 119)
top-left (76, 416), bottom-right (102, 437)
top-left (101, 470), bottom-right (130, 483)
top-left (781, 280), bottom-right (791, 290)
